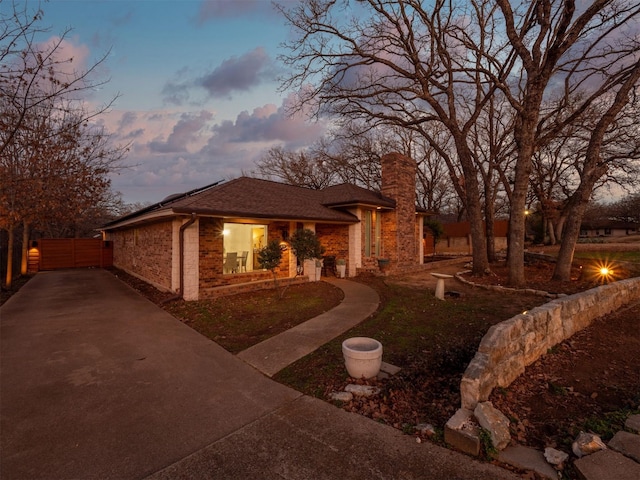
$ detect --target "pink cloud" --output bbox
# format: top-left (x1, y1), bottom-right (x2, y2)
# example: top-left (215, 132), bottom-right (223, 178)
top-left (148, 111), bottom-right (213, 153)
top-left (209, 95), bottom-right (326, 147)
top-left (104, 95), bottom-right (327, 203)
top-left (198, 47), bottom-right (276, 98)
top-left (163, 48), bottom-right (279, 104)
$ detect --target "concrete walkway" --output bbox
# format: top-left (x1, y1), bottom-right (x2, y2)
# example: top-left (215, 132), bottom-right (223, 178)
top-left (237, 277), bottom-right (379, 376)
top-left (0, 269), bottom-right (520, 480)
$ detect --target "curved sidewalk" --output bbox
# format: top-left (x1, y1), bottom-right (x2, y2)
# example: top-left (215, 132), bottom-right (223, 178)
top-left (237, 278), bottom-right (380, 377)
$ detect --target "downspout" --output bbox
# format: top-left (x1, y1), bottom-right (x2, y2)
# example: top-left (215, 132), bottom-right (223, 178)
top-left (162, 213), bottom-right (197, 304)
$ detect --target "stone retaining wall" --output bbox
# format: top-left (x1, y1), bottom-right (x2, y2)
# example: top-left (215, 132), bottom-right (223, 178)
top-left (460, 277), bottom-right (640, 410)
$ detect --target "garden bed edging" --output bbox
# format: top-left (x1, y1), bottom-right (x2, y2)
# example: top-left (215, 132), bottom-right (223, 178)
top-left (460, 276), bottom-right (640, 411)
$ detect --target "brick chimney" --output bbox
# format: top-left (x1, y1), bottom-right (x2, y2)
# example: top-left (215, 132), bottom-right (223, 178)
top-left (380, 153), bottom-right (417, 267)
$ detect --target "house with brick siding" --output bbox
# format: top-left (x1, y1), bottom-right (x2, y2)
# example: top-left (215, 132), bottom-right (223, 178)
top-left (102, 153), bottom-right (427, 300)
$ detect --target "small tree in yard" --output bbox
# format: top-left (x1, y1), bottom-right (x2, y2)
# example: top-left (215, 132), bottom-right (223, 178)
top-left (258, 240), bottom-right (285, 298)
top-left (289, 229), bottom-right (324, 275)
top-left (424, 219), bottom-right (444, 258)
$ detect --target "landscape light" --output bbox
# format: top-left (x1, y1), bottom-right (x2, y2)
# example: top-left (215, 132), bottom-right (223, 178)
top-left (593, 260), bottom-right (616, 284)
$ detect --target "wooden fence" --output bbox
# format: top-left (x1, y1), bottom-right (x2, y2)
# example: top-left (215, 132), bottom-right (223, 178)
top-left (28, 239), bottom-right (113, 272)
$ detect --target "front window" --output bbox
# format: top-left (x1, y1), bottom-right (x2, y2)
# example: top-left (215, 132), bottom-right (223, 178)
top-left (223, 223), bottom-right (267, 273)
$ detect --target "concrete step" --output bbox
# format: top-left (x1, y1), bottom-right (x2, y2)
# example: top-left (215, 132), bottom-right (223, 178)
top-left (574, 448), bottom-right (640, 480)
top-left (498, 445), bottom-right (557, 479)
top-left (626, 414), bottom-right (640, 433)
top-left (609, 431), bottom-right (640, 463)
top-left (498, 429), bottom-right (640, 480)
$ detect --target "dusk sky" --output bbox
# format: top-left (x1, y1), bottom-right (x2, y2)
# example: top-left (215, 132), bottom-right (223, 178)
top-left (37, 0), bottom-right (328, 205)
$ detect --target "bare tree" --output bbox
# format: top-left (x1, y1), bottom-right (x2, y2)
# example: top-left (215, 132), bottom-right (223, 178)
top-left (253, 145), bottom-right (336, 189)
top-left (1, 2), bottom-right (125, 287)
top-left (0, 1), bottom-right (115, 157)
top-left (552, 70), bottom-right (640, 280)
top-left (254, 121), bottom-right (459, 215)
top-left (606, 192), bottom-right (640, 224)
top-left (254, 123), bottom-right (399, 190)
top-left (531, 97), bottom-right (640, 247)
top-left (278, 0), bottom-right (519, 275)
top-left (530, 119), bottom-right (583, 245)
top-left (469, 93), bottom-right (516, 261)
top-left (411, 130), bottom-right (459, 213)
top-left (1, 97), bottom-right (126, 286)
top-left (317, 122), bottom-right (397, 190)
top-left (278, 0), bottom-right (640, 283)
top-left (494, 0), bottom-right (640, 285)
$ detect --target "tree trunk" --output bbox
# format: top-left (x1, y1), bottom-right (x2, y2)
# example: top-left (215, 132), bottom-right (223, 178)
top-left (484, 180), bottom-right (497, 263)
top-left (507, 153), bottom-right (532, 286)
top-left (507, 204), bottom-right (526, 286)
top-left (5, 224), bottom-right (14, 288)
top-left (552, 201), bottom-right (588, 280)
top-left (507, 100), bottom-right (538, 287)
top-left (20, 220), bottom-right (29, 275)
top-left (454, 140), bottom-right (488, 275)
top-left (553, 166), bottom-right (607, 280)
top-left (555, 215), bottom-right (566, 243)
top-left (468, 203), bottom-right (489, 274)
top-left (486, 218), bottom-right (496, 263)
top-left (547, 218), bottom-right (556, 245)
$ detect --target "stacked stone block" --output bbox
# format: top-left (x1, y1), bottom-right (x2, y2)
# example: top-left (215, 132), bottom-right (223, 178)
top-left (460, 276), bottom-right (640, 411)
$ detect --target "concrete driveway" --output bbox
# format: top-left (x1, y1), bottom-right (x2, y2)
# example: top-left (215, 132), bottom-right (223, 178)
top-left (1, 269), bottom-right (519, 480)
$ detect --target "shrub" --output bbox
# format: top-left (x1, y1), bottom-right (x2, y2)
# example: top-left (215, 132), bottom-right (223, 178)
top-left (289, 229), bottom-right (325, 274)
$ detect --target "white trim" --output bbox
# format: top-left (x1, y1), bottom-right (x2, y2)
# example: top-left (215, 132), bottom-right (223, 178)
top-left (171, 219), bottom-right (181, 291)
top-left (104, 209), bottom-right (175, 230)
top-left (182, 219), bottom-right (199, 301)
top-left (348, 207), bottom-right (362, 276)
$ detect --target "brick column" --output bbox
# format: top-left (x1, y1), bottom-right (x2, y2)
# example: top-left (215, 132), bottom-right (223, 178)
top-left (380, 153), bottom-right (417, 267)
top-left (182, 219), bottom-right (199, 301)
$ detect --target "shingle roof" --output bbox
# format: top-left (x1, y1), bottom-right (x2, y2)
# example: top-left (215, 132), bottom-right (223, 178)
top-left (320, 183), bottom-right (396, 209)
top-left (169, 177), bottom-right (360, 222)
top-left (104, 177), bottom-right (404, 229)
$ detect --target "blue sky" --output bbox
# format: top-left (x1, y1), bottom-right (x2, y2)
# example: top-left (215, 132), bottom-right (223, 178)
top-left (36, 0), bottom-right (327, 204)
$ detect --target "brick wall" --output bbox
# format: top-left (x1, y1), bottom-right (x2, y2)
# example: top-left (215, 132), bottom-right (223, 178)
top-left (269, 221), bottom-right (293, 278)
top-left (109, 220), bottom-right (173, 291)
top-left (316, 223), bottom-right (349, 263)
top-left (199, 217), bottom-right (224, 289)
top-left (380, 152), bottom-right (418, 269)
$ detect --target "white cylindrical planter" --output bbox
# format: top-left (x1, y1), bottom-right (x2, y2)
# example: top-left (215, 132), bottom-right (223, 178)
top-left (342, 337), bottom-right (383, 379)
top-left (337, 264), bottom-right (346, 278)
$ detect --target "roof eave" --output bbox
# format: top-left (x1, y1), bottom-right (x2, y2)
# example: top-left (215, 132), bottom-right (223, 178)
top-left (101, 209), bottom-right (177, 230)
top-left (171, 207), bottom-right (359, 224)
top-left (325, 201), bottom-right (395, 210)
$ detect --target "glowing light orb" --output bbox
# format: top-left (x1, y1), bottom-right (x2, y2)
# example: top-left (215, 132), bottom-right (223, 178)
top-left (592, 260), bottom-right (617, 283)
